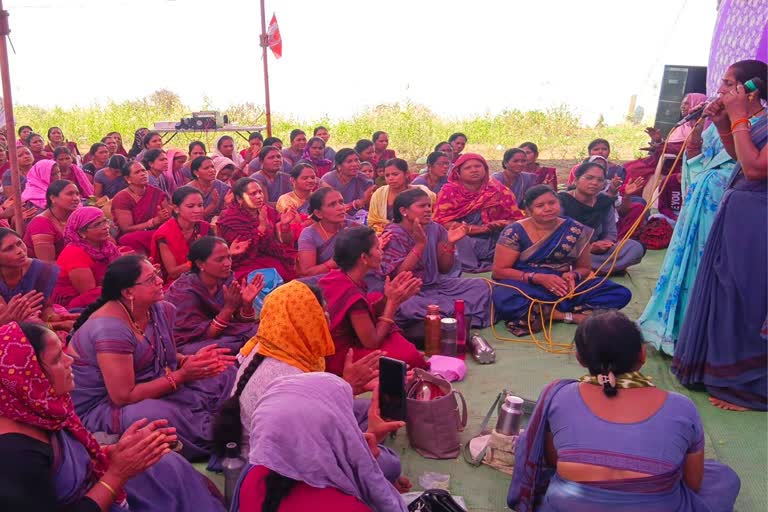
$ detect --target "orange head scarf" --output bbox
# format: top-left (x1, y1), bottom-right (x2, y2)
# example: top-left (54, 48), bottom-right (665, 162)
top-left (253, 280), bottom-right (335, 372)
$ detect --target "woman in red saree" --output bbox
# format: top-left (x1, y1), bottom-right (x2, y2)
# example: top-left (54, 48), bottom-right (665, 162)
top-left (319, 225), bottom-right (428, 375)
top-left (150, 186), bottom-right (211, 284)
top-left (26, 132), bottom-right (54, 163)
top-left (520, 141), bottom-right (558, 189)
top-left (111, 160), bottom-right (171, 255)
top-left (216, 177), bottom-right (298, 281)
top-left (371, 131), bottom-right (396, 169)
top-left (52, 207), bottom-right (122, 309)
top-left (44, 126), bottom-right (81, 163)
top-left (433, 153), bottom-right (523, 272)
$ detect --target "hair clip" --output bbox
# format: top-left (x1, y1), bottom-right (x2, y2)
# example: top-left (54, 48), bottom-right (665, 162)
top-left (597, 371), bottom-right (616, 387)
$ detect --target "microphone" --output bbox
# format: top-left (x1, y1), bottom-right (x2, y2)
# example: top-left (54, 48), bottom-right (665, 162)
top-left (674, 95), bottom-right (720, 127)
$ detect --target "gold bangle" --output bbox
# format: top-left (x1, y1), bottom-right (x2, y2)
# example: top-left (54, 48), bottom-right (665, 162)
top-left (379, 316), bottom-right (395, 324)
top-left (98, 479), bottom-right (118, 498)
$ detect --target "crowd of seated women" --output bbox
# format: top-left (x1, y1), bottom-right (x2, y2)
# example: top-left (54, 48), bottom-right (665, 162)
top-left (0, 120), bottom-right (690, 512)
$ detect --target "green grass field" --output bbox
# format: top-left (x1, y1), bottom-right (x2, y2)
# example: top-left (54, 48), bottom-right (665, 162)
top-left (13, 91), bottom-right (649, 163)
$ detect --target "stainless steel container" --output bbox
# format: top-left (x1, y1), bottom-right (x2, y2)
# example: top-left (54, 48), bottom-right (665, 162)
top-left (495, 395), bottom-right (524, 436)
top-left (468, 333), bottom-right (496, 364)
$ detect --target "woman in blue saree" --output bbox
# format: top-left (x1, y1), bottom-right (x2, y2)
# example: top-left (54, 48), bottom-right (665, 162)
top-left (638, 66), bottom-right (757, 355)
top-left (492, 186), bottom-right (631, 334)
top-left (508, 312), bottom-right (740, 512)
top-left (68, 255), bottom-right (238, 460)
top-left (673, 59), bottom-right (768, 411)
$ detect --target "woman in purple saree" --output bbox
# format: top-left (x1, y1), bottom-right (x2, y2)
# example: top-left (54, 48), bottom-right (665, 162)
top-left (673, 61), bottom-right (768, 411)
top-left (166, 237), bottom-right (262, 355)
top-left (380, 188), bottom-right (491, 329)
top-left (68, 256), bottom-right (237, 460)
top-left (508, 312), bottom-right (739, 512)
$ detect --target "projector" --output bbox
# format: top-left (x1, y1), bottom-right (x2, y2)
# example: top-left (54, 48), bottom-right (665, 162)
top-left (175, 112), bottom-right (230, 130)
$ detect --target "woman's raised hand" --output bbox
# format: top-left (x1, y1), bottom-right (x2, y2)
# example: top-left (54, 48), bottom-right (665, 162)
top-left (229, 236), bottom-right (251, 257)
top-left (240, 273), bottom-right (265, 305)
top-left (385, 271), bottom-right (422, 305)
top-left (378, 231), bottom-right (392, 249)
top-left (623, 177), bottom-right (646, 196)
top-left (446, 223), bottom-right (469, 244)
top-left (179, 344), bottom-right (235, 382)
top-left (412, 221), bottom-right (427, 247)
top-left (703, 99), bottom-right (729, 130)
top-left (222, 280), bottom-right (243, 309)
top-left (645, 127), bottom-right (663, 143)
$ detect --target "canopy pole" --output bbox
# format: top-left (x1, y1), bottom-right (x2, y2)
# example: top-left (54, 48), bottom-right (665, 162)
top-left (0, 2), bottom-right (24, 234)
top-left (259, 0), bottom-right (272, 137)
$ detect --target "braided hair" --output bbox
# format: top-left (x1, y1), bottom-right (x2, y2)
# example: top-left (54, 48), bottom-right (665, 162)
top-left (212, 354), bottom-right (266, 456)
top-left (262, 471), bottom-right (299, 512)
top-left (68, 256), bottom-right (146, 340)
top-left (212, 283), bottom-right (325, 455)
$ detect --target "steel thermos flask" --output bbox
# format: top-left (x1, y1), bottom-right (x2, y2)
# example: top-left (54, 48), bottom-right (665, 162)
top-left (495, 395), bottom-right (524, 436)
top-left (468, 333), bottom-right (496, 364)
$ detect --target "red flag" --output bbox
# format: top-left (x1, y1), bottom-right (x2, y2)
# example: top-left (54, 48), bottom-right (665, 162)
top-left (267, 14), bottom-right (282, 59)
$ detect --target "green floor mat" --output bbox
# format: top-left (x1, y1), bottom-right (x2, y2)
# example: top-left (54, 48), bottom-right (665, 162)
top-left (197, 249), bottom-right (767, 511)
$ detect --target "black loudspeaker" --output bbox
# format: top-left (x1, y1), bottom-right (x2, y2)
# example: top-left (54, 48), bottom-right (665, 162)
top-left (654, 65), bottom-right (707, 136)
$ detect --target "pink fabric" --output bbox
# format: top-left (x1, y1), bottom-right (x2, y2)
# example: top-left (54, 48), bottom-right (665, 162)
top-left (164, 148), bottom-right (187, 195)
top-left (21, 160), bottom-right (94, 208)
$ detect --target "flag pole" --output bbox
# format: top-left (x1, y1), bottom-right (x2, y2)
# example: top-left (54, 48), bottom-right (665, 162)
top-left (259, 0), bottom-right (272, 137)
top-left (0, 2), bottom-right (24, 234)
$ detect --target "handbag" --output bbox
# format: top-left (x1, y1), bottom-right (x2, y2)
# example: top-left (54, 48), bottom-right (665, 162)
top-left (406, 368), bottom-right (467, 459)
top-left (408, 489), bottom-right (466, 512)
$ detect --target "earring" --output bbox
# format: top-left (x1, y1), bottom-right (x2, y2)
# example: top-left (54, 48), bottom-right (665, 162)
top-left (403, 213), bottom-right (408, 218)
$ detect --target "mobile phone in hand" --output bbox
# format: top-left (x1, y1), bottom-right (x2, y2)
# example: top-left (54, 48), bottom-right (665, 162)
top-left (379, 356), bottom-right (407, 421)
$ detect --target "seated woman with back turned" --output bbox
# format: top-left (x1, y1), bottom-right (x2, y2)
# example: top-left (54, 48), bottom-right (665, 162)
top-left (0, 322), bottom-right (226, 512)
top-left (508, 311), bottom-right (740, 512)
top-left (213, 279), bottom-right (404, 486)
top-left (433, 153), bottom-right (522, 272)
top-left (231, 373), bottom-right (407, 512)
top-left (319, 226), bottom-right (428, 375)
top-left (492, 186), bottom-right (631, 335)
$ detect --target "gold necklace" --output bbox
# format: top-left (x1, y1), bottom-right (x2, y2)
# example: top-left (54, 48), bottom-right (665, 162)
top-left (116, 300), bottom-right (149, 334)
top-left (318, 221), bottom-right (340, 240)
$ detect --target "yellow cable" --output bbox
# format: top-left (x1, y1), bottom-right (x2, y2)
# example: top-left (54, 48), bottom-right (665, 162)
top-left (483, 120), bottom-right (704, 354)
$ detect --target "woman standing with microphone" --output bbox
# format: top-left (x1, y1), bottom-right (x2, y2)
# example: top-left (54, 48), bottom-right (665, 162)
top-left (672, 59), bottom-right (768, 412)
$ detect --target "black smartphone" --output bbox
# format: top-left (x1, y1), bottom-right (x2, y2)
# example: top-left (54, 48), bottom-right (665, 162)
top-left (379, 356), bottom-right (407, 421)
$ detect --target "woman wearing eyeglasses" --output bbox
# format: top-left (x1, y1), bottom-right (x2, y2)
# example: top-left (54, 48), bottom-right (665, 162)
top-left (68, 255), bottom-right (237, 460)
top-left (52, 207), bottom-right (123, 310)
top-left (559, 162), bottom-right (646, 274)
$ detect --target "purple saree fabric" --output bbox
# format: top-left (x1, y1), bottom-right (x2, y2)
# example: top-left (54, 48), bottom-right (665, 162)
top-left (492, 220), bottom-right (631, 321)
top-left (165, 272), bottom-right (258, 355)
top-left (453, 210), bottom-right (503, 273)
top-left (251, 171), bottom-right (293, 203)
top-left (69, 301), bottom-right (237, 459)
top-left (380, 222), bottom-right (490, 328)
top-left (320, 170), bottom-right (374, 203)
top-left (52, 431), bottom-right (225, 511)
top-left (491, 171), bottom-right (539, 207)
top-left (508, 380), bottom-right (740, 511)
top-left (0, 258), bottom-right (58, 303)
top-left (673, 116), bottom-right (768, 410)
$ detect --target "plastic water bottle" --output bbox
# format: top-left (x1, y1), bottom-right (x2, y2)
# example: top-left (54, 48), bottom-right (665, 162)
top-left (222, 441), bottom-right (245, 507)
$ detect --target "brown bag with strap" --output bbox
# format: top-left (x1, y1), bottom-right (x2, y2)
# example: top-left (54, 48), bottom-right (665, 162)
top-left (405, 368), bottom-right (468, 459)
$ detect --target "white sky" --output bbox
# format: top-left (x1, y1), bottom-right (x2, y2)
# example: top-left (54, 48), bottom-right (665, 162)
top-left (3, 0), bottom-right (717, 124)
